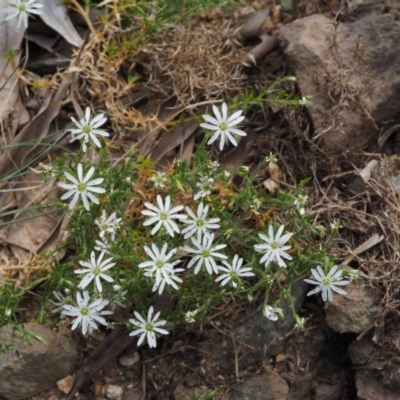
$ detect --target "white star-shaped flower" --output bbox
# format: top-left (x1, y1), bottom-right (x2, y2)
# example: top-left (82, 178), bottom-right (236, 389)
top-left (58, 163), bottom-right (106, 211)
top-left (254, 224), bottom-right (293, 268)
top-left (62, 291), bottom-right (112, 335)
top-left (50, 289), bottom-right (72, 318)
top-left (215, 255), bottom-right (254, 288)
top-left (67, 107), bottom-right (109, 152)
top-left (200, 102), bottom-right (247, 151)
top-left (194, 176), bottom-right (214, 200)
top-left (94, 236), bottom-right (111, 254)
top-left (184, 309), bottom-right (199, 323)
top-left (149, 171), bottom-right (169, 190)
top-left (95, 210), bottom-right (122, 240)
top-left (182, 202), bottom-right (220, 240)
top-left (141, 195), bottom-right (186, 237)
top-left (304, 265), bottom-right (350, 302)
top-left (108, 285), bottom-right (127, 312)
top-left (183, 233), bottom-right (227, 275)
top-left (75, 251), bottom-right (115, 292)
top-left (3, 0), bottom-right (43, 29)
top-left (263, 305), bottom-right (283, 321)
top-left (139, 243), bottom-right (183, 294)
top-left (129, 306), bottom-right (168, 348)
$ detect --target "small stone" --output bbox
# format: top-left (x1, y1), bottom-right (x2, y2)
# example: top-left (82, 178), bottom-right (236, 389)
top-left (105, 385), bottom-right (124, 400)
top-left (231, 370), bottom-right (289, 400)
top-left (325, 280), bottom-right (379, 333)
top-left (56, 375), bottom-right (74, 394)
top-left (122, 387), bottom-right (144, 400)
top-left (276, 354), bottom-right (287, 363)
top-left (118, 352), bottom-right (140, 367)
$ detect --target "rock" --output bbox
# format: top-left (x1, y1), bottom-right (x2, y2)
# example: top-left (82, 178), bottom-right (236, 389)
top-left (324, 279), bottom-right (379, 333)
top-left (230, 370), bottom-right (289, 400)
top-left (0, 322), bottom-right (77, 400)
top-left (200, 282), bottom-right (307, 373)
top-left (56, 375), bottom-right (74, 394)
top-left (104, 384), bottom-right (124, 400)
top-left (314, 382), bottom-right (343, 400)
top-left (277, 14), bottom-right (400, 153)
top-left (118, 351), bottom-right (140, 367)
top-left (122, 387), bottom-right (144, 400)
top-left (355, 370), bottom-right (400, 400)
top-left (348, 337), bottom-right (375, 365)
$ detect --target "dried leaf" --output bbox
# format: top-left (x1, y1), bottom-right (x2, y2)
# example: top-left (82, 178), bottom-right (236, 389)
top-left (360, 160), bottom-right (378, 183)
top-left (0, 0), bottom-right (29, 129)
top-left (0, 76), bottom-right (71, 180)
top-left (220, 132), bottom-right (253, 174)
top-left (39, 0), bottom-right (83, 48)
top-left (0, 172), bottom-right (64, 253)
top-left (267, 162), bottom-right (283, 180)
top-left (151, 122), bottom-right (198, 162)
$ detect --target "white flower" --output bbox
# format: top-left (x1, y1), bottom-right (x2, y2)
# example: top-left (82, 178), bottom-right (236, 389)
top-left (58, 164), bottom-right (106, 211)
top-left (108, 285), bottom-right (127, 312)
top-left (304, 265), bottom-right (350, 302)
top-left (200, 102), bottom-right (247, 151)
top-left (294, 315), bottom-right (305, 330)
top-left (129, 306), bottom-right (168, 348)
top-left (3, 0), bottom-right (43, 29)
top-left (62, 291), bottom-right (112, 335)
top-left (264, 153), bottom-right (278, 165)
top-left (183, 233), bottom-right (227, 275)
top-left (139, 243), bottom-right (183, 294)
top-left (249, 198), bottom-right (261, 210)
top-left (95, 210), bottom-right (122, 240)
top-left (184, 309), bottom-right (199, 323)
top-left (75, 251), bottom-right (115, 292)
top-left (50, 289), bottom-right (72, 317)
top-left (254, 224), bottom-right (293, 268)
top-left (315, 225), bottom-right (326, 236)
top-left (294, 194), bottom-right (308, 215)
top-left (67, 107), bottom-right (109, 152)
top-left (207, 161), bottom-right (220, 172)
top-left (94, 237), bottom-right (111, 254)
top-left (194, 176), bottom-right (214, 200)
top-left (330, 219), bottom-right (341, 231)
top-left (149, 171), bottom-right (169, 190)
top-left (215, 255), bottom-right (254, 288)
top-left (263, 305), bottom-right (283, 321)
top-left (299, 96), bottom-right (312, 107)
top-left (182, 202), bottom-right (220, 240)
top-left (141, 195), bottom-right (186, 237)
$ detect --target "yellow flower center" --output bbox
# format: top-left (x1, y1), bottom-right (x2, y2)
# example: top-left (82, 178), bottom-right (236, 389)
top-left (81, 307), bottom-right (89, 316)
top-left (77, 182), bottom-right (86, 192)
top-left (219, 122), bottom-right (228, 131)
top-left (82, 125), bottom-right (91, 134)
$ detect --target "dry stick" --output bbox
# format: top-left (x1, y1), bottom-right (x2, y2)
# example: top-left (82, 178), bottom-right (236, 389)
top-left (242, 35), bottom-right (279, 67)
top-left (65, 327), bottom-right (135, 400)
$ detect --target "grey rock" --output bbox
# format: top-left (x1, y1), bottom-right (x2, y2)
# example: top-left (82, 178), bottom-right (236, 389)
top-left (277, 14), bottom-right (400, 153)
top-left (122, 387), bottom-right (144, 400)
top-left (324, 280), bottom-right (379, 333)
top-left (201, 282), bottom-right (307, 373)
top-left (0, 323), bottom-right (77, 400)
top-left (355, 370), bottom-right (400, 400)
top-left (230, 370), bottom-right (289, 400)
top-left (348, 337), bottom-right (375, 365)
